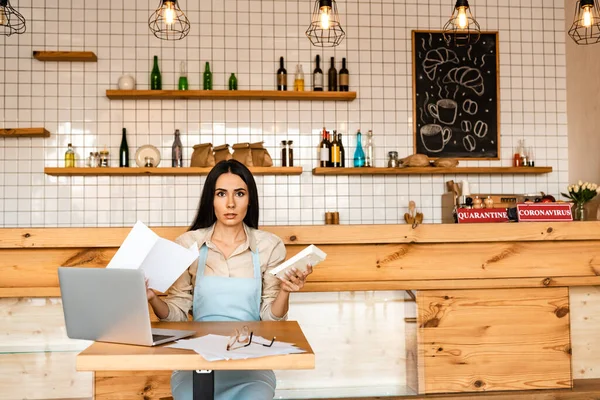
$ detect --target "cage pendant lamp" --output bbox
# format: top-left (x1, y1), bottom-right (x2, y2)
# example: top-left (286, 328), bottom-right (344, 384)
top-left (0, 0), bottom-right (26, 36)
top-left (569, 0), bottom-right (600, 45)
top-left (443, 0), bottom-right (480, 47)
top-left (306, 0), bottom-right (345, 47)
top-left (149, 0), bottom-right (190, 41)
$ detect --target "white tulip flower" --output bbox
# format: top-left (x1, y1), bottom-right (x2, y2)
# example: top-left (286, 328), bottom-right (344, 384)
top-left (568, 185), bottom-right (573, 192)
top-left (579, 180), bottom-right (583, 186)
top-left (574, 185), bottom-right (580, 193)
top-left (593, 184), bottom-right (598, 191)
top-left (583, 183), bottom-right (589, 190)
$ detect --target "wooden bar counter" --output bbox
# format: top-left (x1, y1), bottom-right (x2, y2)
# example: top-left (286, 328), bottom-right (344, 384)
top-left (2, 222), bottom-right (600, 398)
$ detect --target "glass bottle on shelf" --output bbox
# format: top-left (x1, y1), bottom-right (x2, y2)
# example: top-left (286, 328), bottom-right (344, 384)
top-left (228, 73), bottom-right (238, 90)
top-left (353, 130), bottom-right (365, 167)
top-left (330, 130), bottom-right (341, 168)
top-left (339, 58), bottom-right (349, 91)
top-left (520, 139), bottom-right (528, 167)
top-left (338, 132), bottom-right (345, 167)
top-left (119, 128), bottom-right (129, 167)
top-left (172, 129), bottom-right (183, 167)
top-left (87, 152), bottom-right (96, 168)
top-left (513, 139), bottom-right (522, 167)
top-left (313, 55), bottom-right (323, 91)
top-left (318, 128), bottom-right (329, 167)
top-left (277, 57), bottom-right (287, 91)
top-left (328, 57), bottom-right (337, 91)
top-left (203, 62), bottom-right (213, 90)
top-left (150, 55), bottom-right (162, 90)
top-left (281, 140), bottom-right (294, 167)
top-left (294, 64), bottom-right (305, 91)
top-left (527, 147), bottom-right (535, 167)
top-left (65, 143), bottom-right (75, 168)
top-left (365, 129), bottom-right (374, 167)
top-left (178, 61), bottom-right (188, 90)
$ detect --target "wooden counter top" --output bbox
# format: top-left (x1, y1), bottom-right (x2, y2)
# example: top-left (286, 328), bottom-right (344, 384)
top-left (2, 222), bottom-right (600, 296)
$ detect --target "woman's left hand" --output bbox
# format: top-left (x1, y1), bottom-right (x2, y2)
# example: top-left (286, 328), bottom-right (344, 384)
top-left (279, 265), bottom-right (313, 293)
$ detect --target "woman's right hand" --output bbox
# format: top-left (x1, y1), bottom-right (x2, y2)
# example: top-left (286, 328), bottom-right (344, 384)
top-left (145, 278), bottom-right (156, 301)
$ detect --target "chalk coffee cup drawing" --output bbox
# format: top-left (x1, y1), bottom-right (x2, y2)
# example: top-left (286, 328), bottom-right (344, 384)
top-left (428, 99), bottom-right (458, 125)
top-left (420, 124), bottom-right (452, 153)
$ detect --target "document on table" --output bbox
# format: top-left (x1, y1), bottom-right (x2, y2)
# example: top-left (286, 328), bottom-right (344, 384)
top-left (106, 221), bottom-right (199, 292)
top-left (167, 334), bottom-right (306, 361)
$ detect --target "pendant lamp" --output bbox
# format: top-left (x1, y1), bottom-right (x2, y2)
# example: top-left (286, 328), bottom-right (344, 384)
top-left (443, 0), bottom-right (480, 47)
top-left (569, 0), bottom-right (600, 45)
top-left (0, 0), bottom-right (26, 36)
top-left (306, 0), bottom-right (345, 47)
top-left (149, 0), bottom-right (190, 41)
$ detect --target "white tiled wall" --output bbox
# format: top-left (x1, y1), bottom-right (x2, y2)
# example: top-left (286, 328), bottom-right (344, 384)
top-left (0, 0), bottom-right (569, 227)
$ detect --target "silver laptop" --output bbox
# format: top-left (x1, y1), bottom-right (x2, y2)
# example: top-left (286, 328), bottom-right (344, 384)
top-left (58, 267), bottom-right (195, 346)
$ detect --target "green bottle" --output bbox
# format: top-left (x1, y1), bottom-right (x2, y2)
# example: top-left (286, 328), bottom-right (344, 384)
top-left (178, 61), bottom-right (188, 90)
top-left (228, 73), bottom-right (237, 90)
top-left (203, 62), bottom-right (213, 90)
top-left (151, 55), bottom-right (162, 90)
top-left (119, 128), bottom-right (129, 167)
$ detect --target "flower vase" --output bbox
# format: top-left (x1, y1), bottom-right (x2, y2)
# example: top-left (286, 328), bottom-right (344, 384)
top-left (574, 202), bottom-right (587, 221)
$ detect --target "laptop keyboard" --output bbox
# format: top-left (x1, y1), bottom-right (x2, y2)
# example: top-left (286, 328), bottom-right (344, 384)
top-left (152, 334), bottom-right (174, 343)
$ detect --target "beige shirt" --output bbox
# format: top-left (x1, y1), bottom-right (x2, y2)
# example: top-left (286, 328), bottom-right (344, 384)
top-left (161, 223), bottom-right (287, 322)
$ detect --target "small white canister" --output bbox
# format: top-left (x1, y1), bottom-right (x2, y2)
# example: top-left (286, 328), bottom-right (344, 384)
top-left (118, 75), bottom-right (136, 90)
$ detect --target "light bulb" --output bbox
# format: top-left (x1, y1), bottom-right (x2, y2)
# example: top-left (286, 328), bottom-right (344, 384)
top-left (163, 1), bottom-right (175, 25)
top-left (0, 8), bottom-right (7, 26)
top-left (320, 6), bottom-right (331, 30)
top-left (583, 5), bottom-right (593, 27)
top-left (456, 6), bottom-right (468, 29)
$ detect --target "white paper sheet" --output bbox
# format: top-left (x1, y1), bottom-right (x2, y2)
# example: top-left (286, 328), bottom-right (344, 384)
top-left (167, 334), bottom-right (306, 361)
top-left (106, 221), bottom-right (199, 292)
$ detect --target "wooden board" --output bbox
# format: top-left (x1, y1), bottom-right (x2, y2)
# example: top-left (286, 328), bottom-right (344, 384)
top-left (95, 371), bottom-right (171, 400)
top-left (33, 50), bottom-right (97, 62)
top-left (44, 166), bottom-right (303, 176)
top-left (416, 288), bottom-right (572, 394)
top-left (570, 286), bottom-right (600, 379)
top-left (0, 352), bottom-right (92, 400)
top-left (2, 222), bottom-right (600, 249)
top-left (312, 167), bottom-right (552, 175)
top-left (0, 127), bottom-right (50, 137)
top-left (2, 241), bottom-right (600, 294)
top-left (77, 321), bottom-right (314, 372)
top-left (106, 89), bottom-right (356, 101)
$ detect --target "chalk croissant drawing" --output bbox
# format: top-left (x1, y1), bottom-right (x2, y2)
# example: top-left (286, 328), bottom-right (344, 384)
top-left (423, 48), bottom-right (459, 81)
top-left (443, 67), bottom-right (485, 96)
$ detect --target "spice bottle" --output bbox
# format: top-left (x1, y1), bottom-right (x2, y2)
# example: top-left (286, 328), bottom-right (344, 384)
top-left (281, 140), bottom-right (294, 167)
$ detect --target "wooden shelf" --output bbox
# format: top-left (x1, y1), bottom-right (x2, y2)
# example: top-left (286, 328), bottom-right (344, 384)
top-left (33, 51), bottom-right (98, 62)
top-left (44, 167), bottom-right (303, 176)
top-left (0, 128), bottom-right (50, 138)
top-left (312, 166), bottom-right (553, 175)
top-left (106, 89), bottom-right (356, 101)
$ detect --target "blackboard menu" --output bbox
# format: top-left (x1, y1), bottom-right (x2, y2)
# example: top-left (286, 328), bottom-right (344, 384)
top-left (412, 31), bottom-right (499, 159)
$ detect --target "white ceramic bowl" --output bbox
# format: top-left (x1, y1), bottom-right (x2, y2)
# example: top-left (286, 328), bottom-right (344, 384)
top-left (118, 75), bottom-right (136, 90)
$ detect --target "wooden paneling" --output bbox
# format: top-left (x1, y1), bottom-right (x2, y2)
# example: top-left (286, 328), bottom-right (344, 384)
top-left (106, 89), bottom-right (356, 101)
top-left (44, 166), bottom-right (303, 176)
top-left (0, 353), bottom-right (92, 400)
top-left (3, 222), bottom-right (600, 249)
top-left (33, 50), bottom-right (97, 62)
top-left (417, 288), bottom-right (572, 394)
top-left (95, 371), bottom-right (171, 400)
top-left (570, 286), bottom-right (600, 379)
top-left (0, 127), bottom-right (50, 137)
top-left (2, 241), bottom-right (600, 297)
top-left (312, 166), bottom-right (553, 175)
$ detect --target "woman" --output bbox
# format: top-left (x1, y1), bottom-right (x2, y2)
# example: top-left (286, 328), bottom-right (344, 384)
top-left (147, 159), bottom-right (312, 400)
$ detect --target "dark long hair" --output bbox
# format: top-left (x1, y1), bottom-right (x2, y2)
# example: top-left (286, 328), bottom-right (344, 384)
top-left (189, 159), bottom-right (259, 231)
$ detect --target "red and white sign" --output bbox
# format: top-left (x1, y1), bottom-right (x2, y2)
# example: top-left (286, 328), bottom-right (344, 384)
top-left (516, 203), bottom-right (573, 222)
top-left (457, 208), bottom-right (509, 223)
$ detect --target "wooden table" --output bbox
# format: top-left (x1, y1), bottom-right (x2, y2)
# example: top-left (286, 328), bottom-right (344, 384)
top-left (77, 321), bottom-right (315, 400)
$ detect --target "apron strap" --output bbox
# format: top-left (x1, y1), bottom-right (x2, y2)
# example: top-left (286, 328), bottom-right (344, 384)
top-left (196, 244), bottom-right (209, 278)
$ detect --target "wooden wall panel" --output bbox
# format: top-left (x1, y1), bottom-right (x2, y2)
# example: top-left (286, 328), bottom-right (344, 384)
top-left (570, 286), bottom-right (600, 379)
top-left (95, 371), bottom-right (172, 400)
top-left (417, 288), bottom-right (572, 394)
top-left (0, 353), bottom-right (92, 400)
top-left (3, 241), bottom-right (600, 295)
